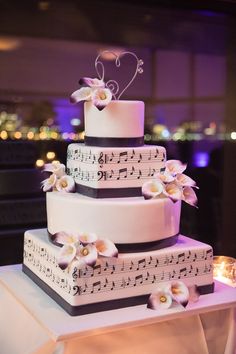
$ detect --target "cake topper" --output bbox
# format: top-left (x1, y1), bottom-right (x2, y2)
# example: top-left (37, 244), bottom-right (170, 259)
top-left (70, 50), bottom-right (144, 110)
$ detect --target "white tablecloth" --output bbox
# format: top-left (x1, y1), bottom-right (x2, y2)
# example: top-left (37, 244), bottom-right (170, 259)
top-left (0, 266), bottom-right (235, 354)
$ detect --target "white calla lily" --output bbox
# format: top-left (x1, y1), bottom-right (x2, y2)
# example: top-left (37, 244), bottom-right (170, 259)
top-left (155, 171), bottom-right (175, 183)
top-left (79, 77), bottom-right (105, 88)
top-left (92, 88), bottom-right (112, 110)
top-left (95, 239), bottom-right (118, 258)
top-left (76, 244), bottom-right (98, 267)
top-left (56, 175), bottom-right (75, 193)
top-left (142, 180), bottom-right (164, 200)
top-left (163, 182), bottom-right (182, 201)
top-left (70, 87), bottom-right (92, 104)
top-left (182, 186), bottom-right (198, 207)
top-left (53, 231), bottom-right (80, 245)
top-left (147, 290), bottom-right (172, 310)
top-left (58, 243), bottom-right (76, 270)
top-left (166, 281), bottom-right (190, 307)
top-left (41, 173), bottom-right (57, 192)
top-left (176, 173), bottom-right (197, 188)
top-left (79, 232), bottom-right (98, 245)
top-left (44, 162), bottom-right (66, 177)
top-left (165, 160), bottom-right (187, 175)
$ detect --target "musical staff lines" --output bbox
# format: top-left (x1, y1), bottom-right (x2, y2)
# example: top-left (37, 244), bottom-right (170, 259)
top-left (67, 147), bottom-right (166, 167)
top-left (24, 235), bottom-right (213, 299)
top-left (67, 166), bottom-right (161, 182)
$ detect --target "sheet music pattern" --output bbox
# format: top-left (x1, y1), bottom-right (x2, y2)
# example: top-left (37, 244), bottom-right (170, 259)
top-left (67, 166), bottom-right (163, 182)
top-left (24, 235), bottom-right (213, 298)
top-left (67, 146), bottom-right (166, 167)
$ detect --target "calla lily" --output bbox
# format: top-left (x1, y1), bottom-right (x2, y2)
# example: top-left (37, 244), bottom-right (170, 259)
top-left (44, 162), bottom-right (66, 178)
top-left (182, 186), bottom-right (198, 207)
top-left (163, 182), bottom-right (182, 201)
top-left (95, 239), bottom-right (118, 258)
top-left (188, 285), bottom-right (200, 303)
top-left (147, 290), bottom-right (172, 310)
top-left (70, 87), bottom-right (92, 104)
top-left (142, 180), bottom-right (164, 200)
top-left (155, 171), bottom-right (175, 183)
top-left (166, 281), bottom-right (189, 307)
top-left (176, 173), bottom-right (197, 188)
top-left (79, 232), bottom-right (98, 245)
top-left (41, 173), bottom-right (57, 192)
top-left (79, 77), bottom-right (105, 88)
top-left (92, 88), bottom-right (112, 110)
top-left (52, 231), bottom-right (80, 245)
top-left (58, 243), bottom-right (77, 270)
top-left (56, 175), bottom-right (75, 193)
top-left (165, 160), bottom-right (187, 175)
top-left (76, 244), bottom-right (98, 267)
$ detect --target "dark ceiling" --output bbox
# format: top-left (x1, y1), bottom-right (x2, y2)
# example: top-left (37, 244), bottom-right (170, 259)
top-left (0, 0), bottom-right (235, 50)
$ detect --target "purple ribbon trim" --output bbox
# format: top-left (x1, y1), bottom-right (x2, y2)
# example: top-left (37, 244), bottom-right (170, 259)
top-left (75, 184), bottom-right (142, 198)
top-left (84, 136), bottom-right (144, 147)
top-left (22, 264), bottom-right (215, 316)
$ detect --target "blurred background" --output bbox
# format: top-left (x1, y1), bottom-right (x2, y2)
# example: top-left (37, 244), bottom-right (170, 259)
top-left (0, 0), bottom-right (235, 265)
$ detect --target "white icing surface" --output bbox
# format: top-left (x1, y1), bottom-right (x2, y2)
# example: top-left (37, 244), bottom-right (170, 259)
top-left (67, 144), bottom-right (166, 188)
top-left (84, 100), bottom-right (144, 138)
top-left (23, 229), bottom-right (214, 306)
top-left (47, 192), bottom-right (181, 244)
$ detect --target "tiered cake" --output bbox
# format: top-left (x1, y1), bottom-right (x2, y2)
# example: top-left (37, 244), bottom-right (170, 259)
top-left (23, 52), bottom-right (214, 315)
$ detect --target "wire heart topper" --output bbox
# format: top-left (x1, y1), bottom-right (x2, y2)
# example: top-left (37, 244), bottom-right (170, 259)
top-left (95, 50), bottom-right (144, 100)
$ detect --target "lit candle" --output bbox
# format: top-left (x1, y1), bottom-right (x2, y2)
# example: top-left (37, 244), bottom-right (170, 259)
top-left (213, 256), bottom-right (236, 286)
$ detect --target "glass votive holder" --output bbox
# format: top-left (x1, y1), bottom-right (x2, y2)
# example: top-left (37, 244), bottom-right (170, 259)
top-left (213, 256), bottom-right (236, 284)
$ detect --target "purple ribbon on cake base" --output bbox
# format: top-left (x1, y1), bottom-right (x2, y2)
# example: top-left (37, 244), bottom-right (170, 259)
top-left (84, 136), bottom-right (144, 147)
top-left (75, 184), bottom-right (142, 198)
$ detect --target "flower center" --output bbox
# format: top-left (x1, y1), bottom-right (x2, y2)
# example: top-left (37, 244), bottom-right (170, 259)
top-left (61, 180), bottom-right (68, 188)
top-left (160, 295), bottom-right (167, 303)
top-left (171, 286), bottom-right (181, 295)
top-left (99, 92), bottom-right (107, 100)
top-left (150, 184), bottom-right (158, 193)
top-left (81, 248), bottom-right (89, 256)
top-left (49, 174), bottom-right (55, 183)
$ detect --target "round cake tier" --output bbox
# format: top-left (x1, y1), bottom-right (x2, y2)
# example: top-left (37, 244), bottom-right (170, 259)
top-left (47, 192), bottom-right (181, 250)
top-left (84, 100), bottom-right (144, 147)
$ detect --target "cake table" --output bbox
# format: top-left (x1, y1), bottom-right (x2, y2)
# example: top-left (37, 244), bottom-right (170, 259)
top-left (0, 265), bottom-right (235, 354)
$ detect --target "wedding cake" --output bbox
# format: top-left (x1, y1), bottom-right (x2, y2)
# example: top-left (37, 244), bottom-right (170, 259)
top-left (23, 51), bottom-right (214, 315)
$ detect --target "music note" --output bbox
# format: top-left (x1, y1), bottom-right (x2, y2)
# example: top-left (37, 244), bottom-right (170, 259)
top-left (137, 170), bottom-right (142, 179)
top-left (93, 264), bottom-right (101, 275)
top-left (117, 151), bottom-right (128, 163)
top-left (134, 274), bottom-right (143, 286)
top-left (130, 150), bottom-right (135, 159)
top-left (117, 168), bottom-right (127, 180)
top-left (137, 153), bottom-right (142, 163)
top-left (130, 166), bottom-right (135, 176)
top-left (178, 267), bottom-right (187, 278)
top-left (205, 249), bottom-right (213, 260)
top-left (154, 148), bottom-right (159, 158)
top-left (137, 258), bottom-right (146, 270)
top-left (176, 252), bottom-right (185, 264)
top-left (91, 281), bottom-right (101, 293)
top-left (109, 152), bottom-right (114, 162)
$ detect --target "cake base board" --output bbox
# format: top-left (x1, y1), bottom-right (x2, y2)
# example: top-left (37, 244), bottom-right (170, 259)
top-left (22, 264), bottom-right (214, 316)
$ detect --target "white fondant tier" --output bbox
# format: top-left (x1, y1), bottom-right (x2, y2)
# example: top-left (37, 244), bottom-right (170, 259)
top-left (47, 192), bottom-right (181, 244)
top-left (67, 144), bottom-right (166, 190)
top-left (23, 229), bottom-right (214, 307)
top-left (84, 100), bottom-right (144, 138)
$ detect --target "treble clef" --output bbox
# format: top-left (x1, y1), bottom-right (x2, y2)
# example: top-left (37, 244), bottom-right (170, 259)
top-left (98, 152), bottom-right (104, 167)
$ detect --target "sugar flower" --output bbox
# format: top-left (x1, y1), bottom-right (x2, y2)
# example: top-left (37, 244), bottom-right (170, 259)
top-left (165, 281), bottom-right (189, 307)
top-left (165, 160), bottom-right (187, 176)
top-left (54, 231), bottom-right (118, 271)
top-left (91, 88), bottom-right (112, 110)
top-left (70, 76), bottom-right (112, 110)
top-left (142, 159), bottom-right (198, 207)
top-left (147, 281), bottom-right (199, 311)
top-left (147, 290), bottom-right (172, 310)
top-left (182, 186), bottom-right (198, 207)
top-left (44, 162), bottom-right (65, 177)
top-left (56, 175), bottom-right (75, 193)
top-left (142, 180), bottom-right (164, 200)
top-left (41, 173), bottom-right (57, 192)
